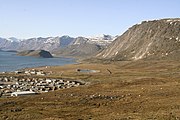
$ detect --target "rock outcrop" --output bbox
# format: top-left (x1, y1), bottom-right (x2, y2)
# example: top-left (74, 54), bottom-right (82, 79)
top-left (18, 50), bottom-right (53, 58)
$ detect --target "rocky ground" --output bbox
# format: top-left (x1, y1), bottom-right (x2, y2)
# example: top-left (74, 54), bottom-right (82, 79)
top-left (0, 60), bottom-right (180, 120)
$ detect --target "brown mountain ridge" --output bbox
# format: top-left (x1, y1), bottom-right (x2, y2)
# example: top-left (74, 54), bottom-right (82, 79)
top-left (96, 18), bottom-right (180, 61)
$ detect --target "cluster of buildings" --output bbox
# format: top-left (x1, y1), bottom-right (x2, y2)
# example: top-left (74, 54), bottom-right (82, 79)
top-left (15, 69), bottom-right (47, 76)
top-left (0, 76), bottom-right (82, 97)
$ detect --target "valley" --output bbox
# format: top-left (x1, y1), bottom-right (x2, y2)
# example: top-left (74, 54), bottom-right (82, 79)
top-left (0, 18), bottom-right (180, 120)
top-left (0, 60), bottom-right (179, 119)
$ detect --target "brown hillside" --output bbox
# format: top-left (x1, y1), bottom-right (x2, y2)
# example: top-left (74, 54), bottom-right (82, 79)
top-left (97, 18), bottom-right (180, 61)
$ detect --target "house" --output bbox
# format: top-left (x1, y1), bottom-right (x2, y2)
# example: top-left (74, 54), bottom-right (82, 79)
top-left (11, 91), bottom-right (37, 97)
top-left (36, 71), bottom-right (45, 76)
top-left (25, 70), bottom-right (31, 75)
top-left (46, 79), bottom-right (52, 83)
top-left (30, 71), bottom-right (36, 75)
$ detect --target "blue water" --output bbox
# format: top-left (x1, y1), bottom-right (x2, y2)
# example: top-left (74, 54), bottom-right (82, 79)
top-left (0, 51), bottom-right (76, 72)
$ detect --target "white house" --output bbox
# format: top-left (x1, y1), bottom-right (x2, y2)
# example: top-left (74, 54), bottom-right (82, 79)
top-left (36, 71), bottom-right (45, 76)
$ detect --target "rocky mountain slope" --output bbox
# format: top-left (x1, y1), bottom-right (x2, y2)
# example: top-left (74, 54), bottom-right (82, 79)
top-left (53, 35), bottom-right (117, 58)
top-left (54, 37), bottom-right (103, 58)
top-left (17, 50), bottom-right (53, 58)
top-left (0, 38), bottom-right (19, 50)
top-left (96, 18), bottom-right (180, 61)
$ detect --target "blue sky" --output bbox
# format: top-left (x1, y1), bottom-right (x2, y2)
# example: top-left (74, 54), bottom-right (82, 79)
top-left (0, 0), bottom-right (180, 39)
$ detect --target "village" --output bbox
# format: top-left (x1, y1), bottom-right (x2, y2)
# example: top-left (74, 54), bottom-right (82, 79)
top-left (0, 69), bottom-right (83, 97)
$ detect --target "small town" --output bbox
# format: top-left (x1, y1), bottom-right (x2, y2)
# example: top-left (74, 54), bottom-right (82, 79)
top-left (0, 70), bottom-right (83, 97)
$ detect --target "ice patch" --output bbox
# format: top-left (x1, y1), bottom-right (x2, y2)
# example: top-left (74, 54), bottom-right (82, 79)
top-left (44, 38), bottom-right (57, 44)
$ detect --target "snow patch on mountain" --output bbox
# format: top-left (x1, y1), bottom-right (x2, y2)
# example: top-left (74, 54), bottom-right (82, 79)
top-left (44, 37), bottom-right (58, 44)
top-left (4, 37), bottom-right (22, 43)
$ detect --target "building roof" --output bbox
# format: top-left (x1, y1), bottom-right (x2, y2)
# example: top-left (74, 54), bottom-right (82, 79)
top-left (11, 91), bottom-right (36, 95)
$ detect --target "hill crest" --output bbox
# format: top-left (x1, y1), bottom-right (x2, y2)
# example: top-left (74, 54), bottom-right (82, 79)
top-left (96, 18), bottom-right (180, 61)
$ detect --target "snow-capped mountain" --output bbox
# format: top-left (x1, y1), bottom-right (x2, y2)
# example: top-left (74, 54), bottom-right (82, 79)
top-left (0, 36), bottom-right (75, 51)
top-left (0, 37), bottom-right (19, 50)
top-left (88, 34), bottom-right (116, 41)
top-left (87, 34), bottom-right (117, 46)
top-left (53, 35), bottom-right (116, 58)
top-left (0, 34), bottom-right (116, 58)
top-left (7, 37), bottom-right (22, 42)
top-left (72, 34), bottom-right (117, 46)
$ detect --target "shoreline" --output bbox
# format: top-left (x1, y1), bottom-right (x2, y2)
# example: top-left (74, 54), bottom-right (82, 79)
top-left (0, 51), bottom-right (78, 73)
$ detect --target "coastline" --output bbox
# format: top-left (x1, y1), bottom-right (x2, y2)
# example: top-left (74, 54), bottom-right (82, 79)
top-left (0, 51), bottom-right (77, 72)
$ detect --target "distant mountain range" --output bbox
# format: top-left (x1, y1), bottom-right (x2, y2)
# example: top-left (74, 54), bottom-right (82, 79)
top-left (96, 18), bottom-right (180, 61)
top-left (0, 34), bottom-right (117, 57)
top-left (0, 36), bottom-right (74, 51)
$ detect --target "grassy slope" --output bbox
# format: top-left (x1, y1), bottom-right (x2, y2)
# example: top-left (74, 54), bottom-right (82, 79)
top-left (0, 60), bottom-right (180, 120)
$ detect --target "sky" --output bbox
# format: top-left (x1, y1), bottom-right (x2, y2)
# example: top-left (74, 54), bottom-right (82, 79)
top-left (0, 0), bottom-right (180, 39)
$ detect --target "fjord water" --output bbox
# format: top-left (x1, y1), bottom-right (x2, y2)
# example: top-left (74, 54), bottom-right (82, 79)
top-left (0, 51), bottom-right (75, 72)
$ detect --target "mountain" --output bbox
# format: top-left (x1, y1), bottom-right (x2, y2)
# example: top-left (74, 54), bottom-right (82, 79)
top-left (0, 35), bottom-right (115, 54)
top-left (70, 35), bottom-right (116, 46)
top-left (17, 36), bottom-right (74, 51)
top-left (87, 34), bottom-right (117, 46)
top-left (7, 37), bottom-right (22, 42)
top-left (17, 50), bottom-right (53, 58)
top-left (0, 36), bottom-right (74, 51)
top-left (0, 37), bottom-right (19, 50)
top-left (59, 35), bottom-right (75, 48)
top-left (96, 18), bottom-right (180, 61)
top-left (0, 38), bottom-right (8, 49)
top-left (53, 35), bottom-right (116, 58)
top-left (70, 37), bottom-right (89, 45)
top-left (54, 37), bottom-right (102, 58)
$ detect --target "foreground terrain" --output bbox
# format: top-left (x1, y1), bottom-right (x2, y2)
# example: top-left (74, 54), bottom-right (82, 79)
top-left (0, 60), bottom-right (180, 120)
